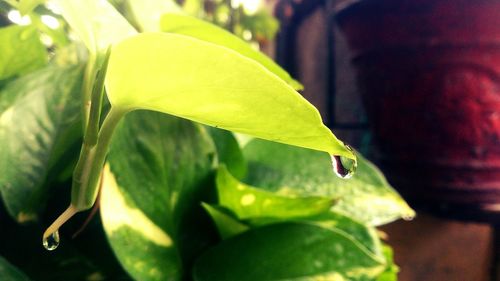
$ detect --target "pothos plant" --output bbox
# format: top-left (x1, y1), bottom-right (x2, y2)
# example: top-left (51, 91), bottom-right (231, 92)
top-left (0, 0), bottom-right (415, 280)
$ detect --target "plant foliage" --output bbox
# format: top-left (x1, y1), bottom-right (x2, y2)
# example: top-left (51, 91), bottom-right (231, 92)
top-left (0, 0), bottom-right (414, 280)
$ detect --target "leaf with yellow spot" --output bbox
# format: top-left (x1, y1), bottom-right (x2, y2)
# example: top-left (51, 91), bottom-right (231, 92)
top-left (216, 166), bottom-right (336, 220)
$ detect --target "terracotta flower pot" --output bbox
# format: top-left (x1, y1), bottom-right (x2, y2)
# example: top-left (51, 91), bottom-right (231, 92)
top-left (336, 0), bottom-right (500, 221)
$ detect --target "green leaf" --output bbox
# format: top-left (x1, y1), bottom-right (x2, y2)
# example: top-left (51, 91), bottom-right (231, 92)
top-left (160, 13), bottom-right (302, 90)
top-left (53, 0), bottom-right (137, 53)
top-left (0, 256), bottom-right (31, 281)
top-left (376, 245), bottom-right (399, 281)
top-left (0, 25), bottom-right (47, 80)
top-left (201, 203), bottom-right (249, 239)
top-left (242, 139), bottom-right (415, 226)
top-left (241, 10), bottom-right (280, 41)
top-left (0, 65), bottom-right (83, 222)
top-left (217, 166), bottom-right (335, 220)
top-left (193, 222), bottom-right (386, 281)
top-left (246, 211), bottom-right (383, 260)
top-left (30, 13), bottom-right (70, 48)
top-left (100, 111), bottom-right (218, 281)
top-left (206, 127), bottom-right (247, 179)
top-left (106, 33), bottom-right (353, 161)
top-left (126, 0), bottom-right (182, 32)
top-left (17, 0), bottom-right (44, 15)
top-left (309, 212), bottom-right (383, 258)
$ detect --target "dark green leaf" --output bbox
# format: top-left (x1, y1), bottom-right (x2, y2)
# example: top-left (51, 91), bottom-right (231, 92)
top-left (217, 166), bottom-right (335, 220)
top-left (0, 256), bottom-right (31, 281)
top-left (250, 211), bottom-right (383, 259)
top-left (0, 65), bottom-right (83, 222)
top-left (100, 111), bottom-right (218, 281)
top-left (0, 210), bottom-right (130, 281)
top-left (0, 25), bottom-right (47, 80)
top-left (242, 139), bottom-right (415, 226)
top-left (193, 222), bottom-right (386, 281)
top-left (201, 203), bottom-right (249, 239)
top-left (206, 127), bottom-right (246, 179)
top-left (310, 212), bottom-right (383, 258)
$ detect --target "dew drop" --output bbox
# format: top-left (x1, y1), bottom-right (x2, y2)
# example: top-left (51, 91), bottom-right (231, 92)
top-left (43, 230), bottom-right (60, 251)
top-left (402, 214), bottom-right (415, 221)
top-left (331, 145), bottom-right (357, 179)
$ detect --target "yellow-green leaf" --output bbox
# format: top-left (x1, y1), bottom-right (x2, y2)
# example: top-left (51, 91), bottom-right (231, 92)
top-left (0, 25), bottom-right (47, 80)
top-left (216, 166), bottom-right (335, 220)
top-left (160, 13), bottom-right (302, 90)
top-left (105, 32), bottom-right (354, 160)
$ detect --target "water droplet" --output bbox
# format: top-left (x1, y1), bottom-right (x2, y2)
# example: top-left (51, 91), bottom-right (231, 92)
top-left (331, 145), bottom-right (357, 179)
top-left (43, 230), bottom-right (60, 251)
top-left (402, 214), bottom-right (415, 221)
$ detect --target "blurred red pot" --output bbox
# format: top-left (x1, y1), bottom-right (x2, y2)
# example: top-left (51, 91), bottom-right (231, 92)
top-left (336, 0), bottom-right (500, 220)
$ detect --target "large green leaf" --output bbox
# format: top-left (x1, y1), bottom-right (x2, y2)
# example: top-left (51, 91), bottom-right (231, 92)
top-left (242, 139), bottom-right (415, 226)
top-left (0, 256), bottom-right (31, 281)
top-left (273, 212), bottom-right (383, 259)
top-left (105, 33), bottom-right (354, 161)
top-left (0, 65), bottom-right (83, 222)
top-left (193, 222), bottom-right (386, 281)
top-left (203, 201), bottom-right (383, 260)
top-left (0, 25), bottom-right (47, 81)
top-left (217, 166), bottom-right (335, 220)
top-left (53, 0), bottom-right (137, 53)
top-left (160, 13), bottom-right (301, 90)
top-left (100, 111), bottom-right (218, 281)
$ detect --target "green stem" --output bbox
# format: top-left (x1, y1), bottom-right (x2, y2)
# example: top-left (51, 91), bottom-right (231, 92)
top-left (82, 53), bottom-right (97, 132)
top-left (85, 48), bottom-right (111, 146)
top-left (72, 107), bottom-right (126, 211)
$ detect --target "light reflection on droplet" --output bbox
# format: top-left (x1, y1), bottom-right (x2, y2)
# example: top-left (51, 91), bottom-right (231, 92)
top-left (331, 145), bottom-right (357, 179)
top-left (42, 230), bottom-right (60, 251)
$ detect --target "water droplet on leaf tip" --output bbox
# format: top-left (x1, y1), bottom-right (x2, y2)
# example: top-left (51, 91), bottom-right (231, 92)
top-left (331, 154), bottom-right (357, 179)
top-left (43, 230), bottom-right (60, 251)
top-left (402, 214), bottom-right (415, 221)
